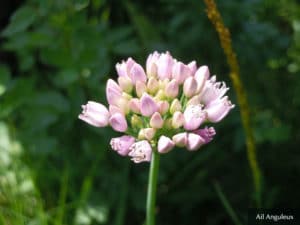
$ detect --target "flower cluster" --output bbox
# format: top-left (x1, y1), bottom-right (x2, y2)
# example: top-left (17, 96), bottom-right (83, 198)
top-left (79, 52), bottom-right (234, 163)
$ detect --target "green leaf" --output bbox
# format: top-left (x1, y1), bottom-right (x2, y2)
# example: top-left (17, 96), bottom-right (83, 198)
top-left (0, 65), bottom-right (11, 96)
top-left (2, 6), bottom-right (37, 37)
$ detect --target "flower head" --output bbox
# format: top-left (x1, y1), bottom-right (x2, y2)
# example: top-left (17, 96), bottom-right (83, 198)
top-left (79, 51), bottom-right (234, 163)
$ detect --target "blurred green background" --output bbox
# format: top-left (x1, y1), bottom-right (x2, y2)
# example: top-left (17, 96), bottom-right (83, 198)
top-left (0, 0), bottom-right (299, 224)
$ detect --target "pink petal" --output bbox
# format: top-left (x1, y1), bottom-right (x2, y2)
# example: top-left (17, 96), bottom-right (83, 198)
top-left (183, 104), bottom-right (207, 130)
top-left (172, 132), bottom-right (188, 147)
top-left (110, 135), bottom-right (135, 156)
top-left (186, 133), bottom-right (205, 151)
top-left (130, 63), bottom-right (147, 84)
top-left (157, 52), bottom-right (174, 80)
top-left (158, 136), bottom-right (175, 153)
top-left (140, 93), bottom-right (158, 117)
top-left (109, 113), bottom-right (128, 132)
top-left (165, 79), bottom-right (179, 98)
top-left (150, 112), bottom-right (164, 129)
top-left (78, 101), bottom-right (109, 127)
top-left (129, 140), bottom-right (152, 163)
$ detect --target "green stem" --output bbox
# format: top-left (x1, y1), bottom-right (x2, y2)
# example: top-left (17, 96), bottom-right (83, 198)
top-left (146, 150), bottom-right (160, 225)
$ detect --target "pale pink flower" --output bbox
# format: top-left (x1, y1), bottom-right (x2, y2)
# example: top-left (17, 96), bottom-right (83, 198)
top-left (146, 51), bottom-right (160, 77)
top-left (116, 57), bottom-right (135, 77)
top-left (110, 135), bottom-right (135, 156)
top-left (183, 104), bottom-right (207, 130)
top-left (109, 113), bottom-right (128, 132)
top-left (199, 76), bottom-right (229, 105)
top-left (187, 61), bottom-right (197, 75)
top-left (138, 128), bottom-right (156, 141)
top-left (172, 132), bottom-right (188, 147)
top-left (147, 77), bottom-right (159, 94)
top-left (140, 93), bottom-right (158, 117)
top-left (186, 133), bottom-right (206, 151)
top-left (135, 80), bottom-right (147, 98)
top-left (129, 98), bottom-right (141, 114)
top-left (150, 112), bottom-right (164, 129)
top-left (158, 136), bottom-right (175, 153)
top-left (172, 61), bottom-right (192, 84)
top-left (118, 76), bottom-right (133, 93)
top-left (165, 79), bottom-right (179, 98)
top-left (106, 79), bottom-right (122, 106)
top-left (193, 127), bottom-right (216, 144)
top-left (157, 52), bottom-right (174, 80)
top-left (79, 101), bottom-right (109, 127)
top-left (195, 65), bottom-right (210, 93)
top-left (157, 101), bottom-right (169, 115)
top-left (172, 111), bottom-right (184, 129)
top-left (130, 63), bottom-right (147, 84)
top-left (183, 77), bottom-right (198, 97)
top-left (129, 140), bottom-right (152, 163)
top-left (80, 51), bottom-right (234, 163)
top-left (205, 96), bottom-right (235, 122)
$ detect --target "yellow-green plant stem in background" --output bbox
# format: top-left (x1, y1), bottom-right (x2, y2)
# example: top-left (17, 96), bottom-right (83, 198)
top-left (203, 0), bottom-right (262, 206)
top-left (146, 150), bottom-right (160, 225)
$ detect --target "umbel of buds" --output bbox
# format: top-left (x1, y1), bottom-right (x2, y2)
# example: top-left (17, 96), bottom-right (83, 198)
top-left (79, 52), bottom-right (234, 163)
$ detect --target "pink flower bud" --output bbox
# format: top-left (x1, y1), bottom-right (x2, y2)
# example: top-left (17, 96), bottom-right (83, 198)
top-left (116, 57), bottom-right (136, 77)
top-left (110, 135), bottom-right (135, 156)
top-left (146, 51), bottom-right (159, 77)
top-left (135, 80), bottom-right (147, 98)
top-left (172, 61), bottom-right (192, 84)
top-left (169, 99), bottom-right (182, 114)
top-left (129, 98), bottom-right (141, 114)
top-left (183, 104), bottom-right (207, 130)
top-left (187, 61), bottom-right (197, 75)
top-left (109, 113), bottom-right (128, 132)
top-left (172, 132), bottom-right (188, 147)
top-left (129, 140), bottom-right (152, 163)
top-left (79, 101), bottom-right (109, 127)
top-left (172, 111), bottom-right (184, 129)
top-left (193, 127), bottom-right (216, 144)
top-left (115, 62), bottom-right (127, 77)
top-left (150, 112), bottom-right (164, 129)
top-left (187, 133), bottom-right (206, 151)
top-left (195, 65), bottom-right (210, 93)
top-left (106, 79), bottom-right (122, 105)
top-left (205, 96), bottom-right (235, 122)
top-left (183, 77), bottom-right (198, 97)
top-left (165, 79), bottom-right (179, 98)
top-left (199, 76), bottom-right (229, 105)
top-left (130, 63), bottom-right (147, 84)
top-left (138, 128), bottom-right (156, 141)
top-left (157, 52), bottom-right (174, 80)
top-left (157, 101), bottom-right (169, 115)
top-left (147, 77), bottom-right (159, 94)
top-left (158, 136), bottom-right (175, 153)
top-left (140, 93), bottom-right (158, 117)
top-left (118, 76), bottom-right (133, 93)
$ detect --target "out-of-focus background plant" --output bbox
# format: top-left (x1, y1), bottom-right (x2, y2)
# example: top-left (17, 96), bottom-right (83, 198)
top-left (0, 0), bottom-right (299, 224)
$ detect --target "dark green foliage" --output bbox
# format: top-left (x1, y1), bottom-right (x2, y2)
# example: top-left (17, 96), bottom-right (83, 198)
top-left (0, 0), bottom-right (299, 224)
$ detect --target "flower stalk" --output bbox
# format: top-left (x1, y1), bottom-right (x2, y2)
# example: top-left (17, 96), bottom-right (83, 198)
top-left (146, 149), bottom-right (160, 225)
top-left (203, 0), bottom-right (262, 206)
